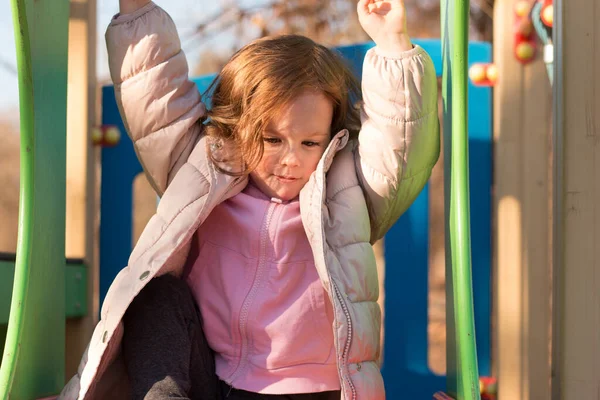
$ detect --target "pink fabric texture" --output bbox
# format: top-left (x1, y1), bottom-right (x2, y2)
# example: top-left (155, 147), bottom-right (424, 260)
top-left (186, 183), bottom-right (338, 393)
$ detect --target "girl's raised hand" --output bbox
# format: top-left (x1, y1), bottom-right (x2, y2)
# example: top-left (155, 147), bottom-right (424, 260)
top-left (119, 0), bottom-right (150, 14)
top-left (357, 0), bottom-right (412, 53)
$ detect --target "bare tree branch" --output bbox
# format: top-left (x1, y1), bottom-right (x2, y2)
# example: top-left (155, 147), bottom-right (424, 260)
top-left (0, 58), bottom-right (17, 76)
top-left (187, 0), bottom-right (495, 73)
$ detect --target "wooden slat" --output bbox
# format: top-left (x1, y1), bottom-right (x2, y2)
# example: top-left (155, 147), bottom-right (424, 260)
top-left (64, 0), bottom-right (98, 382)
top-left (494, 1), bottom-right (525, 398)
top-left (522, 46), bottom-right (552, 400)
top-left (558, 0), bottom-right (600, 397)
top-left (493, 0), bottom-right (552, 399)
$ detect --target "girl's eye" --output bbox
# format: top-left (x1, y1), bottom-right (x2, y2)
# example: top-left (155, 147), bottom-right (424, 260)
top-left (263, 137), bottom-right (281, 144)
top-left (303, 141), bottom-right (320, 147)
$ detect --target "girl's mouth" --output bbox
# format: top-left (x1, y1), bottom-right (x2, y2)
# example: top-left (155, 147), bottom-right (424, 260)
top-left (275, 175), bottom-right (298, 183)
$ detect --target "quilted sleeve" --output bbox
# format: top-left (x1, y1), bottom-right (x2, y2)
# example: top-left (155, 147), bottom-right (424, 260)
top-left (105, 2), bottom-right (205, 195)
top-left (354, 45), bottom-right (440, 242)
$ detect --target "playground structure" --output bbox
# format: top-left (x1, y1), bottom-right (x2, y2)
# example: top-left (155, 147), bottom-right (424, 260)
top-left (1, 0), bottom-right (599, 399)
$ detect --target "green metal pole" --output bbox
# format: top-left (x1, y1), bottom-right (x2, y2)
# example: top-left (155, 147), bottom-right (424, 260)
top-left (0, 0), bottom-right (36, 396)
top-left (441, 0), bottom-right (481, 398)
top-left (1, 0), bottom-right (69, 397)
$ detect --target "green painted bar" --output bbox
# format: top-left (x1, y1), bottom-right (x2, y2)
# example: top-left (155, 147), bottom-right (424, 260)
top-left (0, 260), bottom-right (88, 325)
top-left (1, 0), bottom-right (69, 396)
top-left (441, 0), bottom-right (480, 398)
top-left (0, 260), bottom-right (87, 369)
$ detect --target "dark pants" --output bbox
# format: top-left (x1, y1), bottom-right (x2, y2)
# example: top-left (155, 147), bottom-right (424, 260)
top-left (122, 274), bottom-right (341, 400)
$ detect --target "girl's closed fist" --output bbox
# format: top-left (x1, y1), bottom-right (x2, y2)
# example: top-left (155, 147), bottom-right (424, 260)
top-left (358, 0), bottom-right (413, 54)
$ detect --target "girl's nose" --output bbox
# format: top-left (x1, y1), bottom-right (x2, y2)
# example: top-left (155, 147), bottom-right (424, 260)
top-left (281, 146), bottom-right (300, 167)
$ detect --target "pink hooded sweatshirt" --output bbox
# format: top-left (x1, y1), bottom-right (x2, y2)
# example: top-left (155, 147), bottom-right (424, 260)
top-left (186, 182), bottom-right (338, 394)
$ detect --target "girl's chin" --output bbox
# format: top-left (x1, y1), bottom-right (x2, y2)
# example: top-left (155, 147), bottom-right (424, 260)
top-left (256, 177), bottom-right (304, 201)
top-left (273, 189), bottom-right (300, 202)
top-left (269, 184), bottom-right (301, 201)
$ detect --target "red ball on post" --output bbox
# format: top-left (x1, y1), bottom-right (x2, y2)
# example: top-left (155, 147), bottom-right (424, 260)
top-left (91, 125), bottom-right (121, 147)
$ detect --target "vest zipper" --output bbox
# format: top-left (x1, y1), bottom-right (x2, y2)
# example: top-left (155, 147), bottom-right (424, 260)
top-left (332, 280), bottom-right (357, 400)
top-left (227, 200), bottom-right (277, 386)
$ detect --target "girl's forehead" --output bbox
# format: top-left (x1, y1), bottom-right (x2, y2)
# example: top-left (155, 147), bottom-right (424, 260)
top-left (267, 92), bottom-right (333, 135)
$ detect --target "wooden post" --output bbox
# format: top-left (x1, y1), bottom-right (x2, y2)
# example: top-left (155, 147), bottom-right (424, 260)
top-left (553, 0), bottom-right (600, 397)
top-left (493, 0), bottom-right (552, 399)
top-left (64, 0), bottom-right (98, 380)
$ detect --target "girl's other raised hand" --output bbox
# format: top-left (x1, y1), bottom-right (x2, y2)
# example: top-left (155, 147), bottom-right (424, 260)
top-left (119, 0), bottom-right (150, 14)
top-left (357, 0), bottom-right (413, 54)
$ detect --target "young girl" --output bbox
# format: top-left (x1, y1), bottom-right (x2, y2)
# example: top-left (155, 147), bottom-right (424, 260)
top-left (61, 0), bottom-right (439, 399)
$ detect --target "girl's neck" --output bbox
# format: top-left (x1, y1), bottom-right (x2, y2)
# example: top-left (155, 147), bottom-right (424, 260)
top-left (244, 178), bottom-right (297, 203)
top-left (244, 178), bottom-right (272, 201)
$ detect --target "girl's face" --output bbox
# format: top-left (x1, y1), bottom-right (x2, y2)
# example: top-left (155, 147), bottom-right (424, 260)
top-left (249, 90), bottom-right (333, 201)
